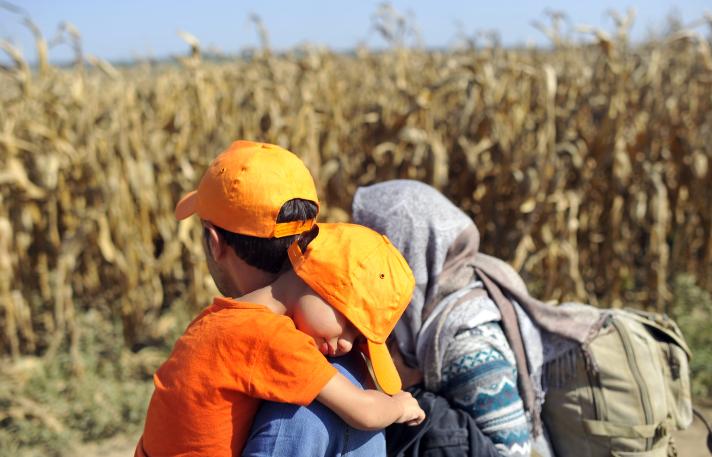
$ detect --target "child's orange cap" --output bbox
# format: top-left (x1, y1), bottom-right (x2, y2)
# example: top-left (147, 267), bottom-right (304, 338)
top-left (175, 140), bottom-right (319, 237)
top-left (288, 223), bottom-right (415, 395)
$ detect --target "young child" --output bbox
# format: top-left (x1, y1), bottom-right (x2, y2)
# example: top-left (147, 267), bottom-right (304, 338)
top-left (135, 223), bottom-right (425, 457)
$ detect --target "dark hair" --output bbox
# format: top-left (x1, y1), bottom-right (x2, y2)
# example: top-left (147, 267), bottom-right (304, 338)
top-left (296, 224), bottom-right (318, 252)
top-left (209, 198), bottom-right (318, 273)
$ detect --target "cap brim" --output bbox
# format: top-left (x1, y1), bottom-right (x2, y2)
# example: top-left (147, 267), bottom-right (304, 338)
top-left (175, 191), bottom-right (198, 221)
top-left (361, 340), bottom-right (402, 395)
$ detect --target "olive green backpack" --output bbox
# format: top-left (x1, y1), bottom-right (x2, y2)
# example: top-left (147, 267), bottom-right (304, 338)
top-left (542, 308), bottom-right (694, 457)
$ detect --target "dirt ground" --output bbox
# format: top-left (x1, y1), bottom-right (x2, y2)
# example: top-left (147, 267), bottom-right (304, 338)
top-left (76, 406), bottom-right (712, 457)
top-left (73, 432), bottom-right (140, 457)
top-left (672, 404), bottom-right (712, 457)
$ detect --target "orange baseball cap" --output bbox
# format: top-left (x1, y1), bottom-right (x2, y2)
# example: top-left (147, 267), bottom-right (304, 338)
top-left (287, 223), bottom-right (415, 395)
top-left (175, 140), bottom-right (319, 238)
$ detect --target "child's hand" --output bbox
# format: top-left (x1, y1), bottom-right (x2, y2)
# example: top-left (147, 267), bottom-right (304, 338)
top-left (393, 391), bottom-right (426, 426)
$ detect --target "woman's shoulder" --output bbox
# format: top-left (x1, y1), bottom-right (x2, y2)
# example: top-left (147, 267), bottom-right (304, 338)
top-left (453, 320), bottom-right (508, 345)
top-left (445, 321), bottom-right (517, 370)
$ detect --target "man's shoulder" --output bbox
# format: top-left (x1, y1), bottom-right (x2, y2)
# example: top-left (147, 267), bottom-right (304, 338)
top-left (191, 299), bottom-right (289, 328)
top-left (205, 303), bottom-right (305, 348)
top-left (330, 354), bottom-right (367, 387)
top-left (181, 301), bottom-right (289, 348)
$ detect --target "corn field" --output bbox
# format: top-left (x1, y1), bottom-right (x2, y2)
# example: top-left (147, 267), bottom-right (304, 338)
top-left (1, 14), bottom-right (711, 367)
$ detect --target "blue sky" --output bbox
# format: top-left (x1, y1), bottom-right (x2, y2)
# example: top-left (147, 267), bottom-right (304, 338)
top-left (0, 1), bottom-right (710, 63)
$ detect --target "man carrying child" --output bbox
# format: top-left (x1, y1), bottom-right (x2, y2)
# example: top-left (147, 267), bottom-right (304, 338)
top-left (135, 141), bottom-right (424, 456)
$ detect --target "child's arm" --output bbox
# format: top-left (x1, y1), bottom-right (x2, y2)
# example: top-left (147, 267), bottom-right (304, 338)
top-left (316, 372), bottom-right (425, 431)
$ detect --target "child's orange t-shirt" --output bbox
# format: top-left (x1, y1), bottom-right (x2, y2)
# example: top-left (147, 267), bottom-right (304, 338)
top-left (135, 297), bottom-right (337, 457)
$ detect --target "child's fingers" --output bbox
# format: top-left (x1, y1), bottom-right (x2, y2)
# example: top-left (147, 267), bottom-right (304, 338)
top-left (325, 337), bottom-right (338, 356)
top-left (319, 340), bottom-right (329, 355)
top-left (406, 407), bottom-right (425, 426)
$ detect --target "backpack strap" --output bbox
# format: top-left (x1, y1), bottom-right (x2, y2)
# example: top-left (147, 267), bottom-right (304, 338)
top-left (475, 268), bottom-right (540, 436)
top-left (692, 408), bottom-right (712, 454)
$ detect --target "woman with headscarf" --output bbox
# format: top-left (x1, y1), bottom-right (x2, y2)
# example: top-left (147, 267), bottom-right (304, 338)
top-left (353, 180), bottom-right (604, 457)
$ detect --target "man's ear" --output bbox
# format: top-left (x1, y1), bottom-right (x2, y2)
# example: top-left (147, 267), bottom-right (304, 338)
top-left (203, 222), bottom-right (226, 259)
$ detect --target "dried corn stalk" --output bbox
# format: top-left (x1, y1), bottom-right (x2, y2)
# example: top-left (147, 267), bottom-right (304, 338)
top-left (0, 23), bottom-right (710, 357)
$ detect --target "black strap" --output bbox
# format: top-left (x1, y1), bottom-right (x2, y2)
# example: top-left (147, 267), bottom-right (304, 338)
top-left (693, 408), bottom-right (712, 454)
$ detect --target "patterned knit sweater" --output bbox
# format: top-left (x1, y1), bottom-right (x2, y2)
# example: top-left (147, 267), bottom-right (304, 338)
top-left (440, 321), bottom-right (531, 457)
